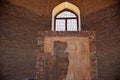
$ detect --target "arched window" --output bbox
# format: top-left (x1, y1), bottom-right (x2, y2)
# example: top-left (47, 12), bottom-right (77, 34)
top-left (52, 2), bottom-right (81, 31)
top-left (55, 10), bottom-right (78, 31)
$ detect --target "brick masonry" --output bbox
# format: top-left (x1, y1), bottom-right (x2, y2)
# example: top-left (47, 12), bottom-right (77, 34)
top-left (0, 1), bottom-right (43, 80)
top-left (84, 3), bottom-right (120, 80)
top-left (37, 31), bottom-right (98, 80)
top-left (0, 0), bottom-right (119, 80)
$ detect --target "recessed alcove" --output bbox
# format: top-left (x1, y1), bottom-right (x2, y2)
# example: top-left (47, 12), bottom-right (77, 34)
top-left (36, 31), bottom-right (98, 80)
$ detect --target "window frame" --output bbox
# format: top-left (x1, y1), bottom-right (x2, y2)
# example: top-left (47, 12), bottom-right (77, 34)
top-left (54, 9), bottom-right (79, 31)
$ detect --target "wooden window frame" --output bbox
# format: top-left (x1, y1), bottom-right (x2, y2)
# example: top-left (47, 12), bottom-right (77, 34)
top-left (54, 9), bottom-right (79, 31)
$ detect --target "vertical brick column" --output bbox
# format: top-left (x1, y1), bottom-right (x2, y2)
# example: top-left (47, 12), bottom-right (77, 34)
top-left (36, 33), bottom-right (45, 80)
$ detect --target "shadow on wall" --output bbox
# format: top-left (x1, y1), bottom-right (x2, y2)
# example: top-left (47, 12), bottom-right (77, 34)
top-left (0, 0), bottom-right (7, 4)
top-left (23, 78), bottom-right (35, 80)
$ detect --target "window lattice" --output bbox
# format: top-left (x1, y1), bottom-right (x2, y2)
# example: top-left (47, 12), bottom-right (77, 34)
top-left (55, 10), bottom-right (78, 31)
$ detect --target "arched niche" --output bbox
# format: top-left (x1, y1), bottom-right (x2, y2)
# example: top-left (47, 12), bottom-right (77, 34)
top-left (52, 2), bottom-right (81, 31)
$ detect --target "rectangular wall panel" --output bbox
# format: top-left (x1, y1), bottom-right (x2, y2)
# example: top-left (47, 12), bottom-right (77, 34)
top-left (36, 31), bottom-right (98, 80)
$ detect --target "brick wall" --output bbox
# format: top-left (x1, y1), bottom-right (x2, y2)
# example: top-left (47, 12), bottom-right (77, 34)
top-left (84, 3), bottom-right (120, 80)
top-left (0, 1), bottom-right (44, 80)
top-left (0, 0), bottom-right (120, 80)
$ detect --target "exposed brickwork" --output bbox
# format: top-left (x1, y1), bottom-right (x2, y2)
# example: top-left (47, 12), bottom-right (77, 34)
top-left (37, 31), bottom-right (97, 80)
top-left (0, 1), bottom-right (45, 80)
top-left (84, 3), bottom-right (120, 80)
top-left (8, 0), bottom-right (117, 16)
top-left (0, 0), bottom-right (119, 80)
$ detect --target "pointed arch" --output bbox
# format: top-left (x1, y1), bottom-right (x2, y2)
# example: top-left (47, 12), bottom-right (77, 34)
top-left (52, 2), bottom-right (81, 31)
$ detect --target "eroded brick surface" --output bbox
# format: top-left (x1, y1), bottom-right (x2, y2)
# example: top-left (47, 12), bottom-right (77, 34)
top-left (45, 41), bottom-right (69, 80)
top-left (0, 0), bottom-right (119, 80)
top-left (37, 31), bottom-right (97, 80)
